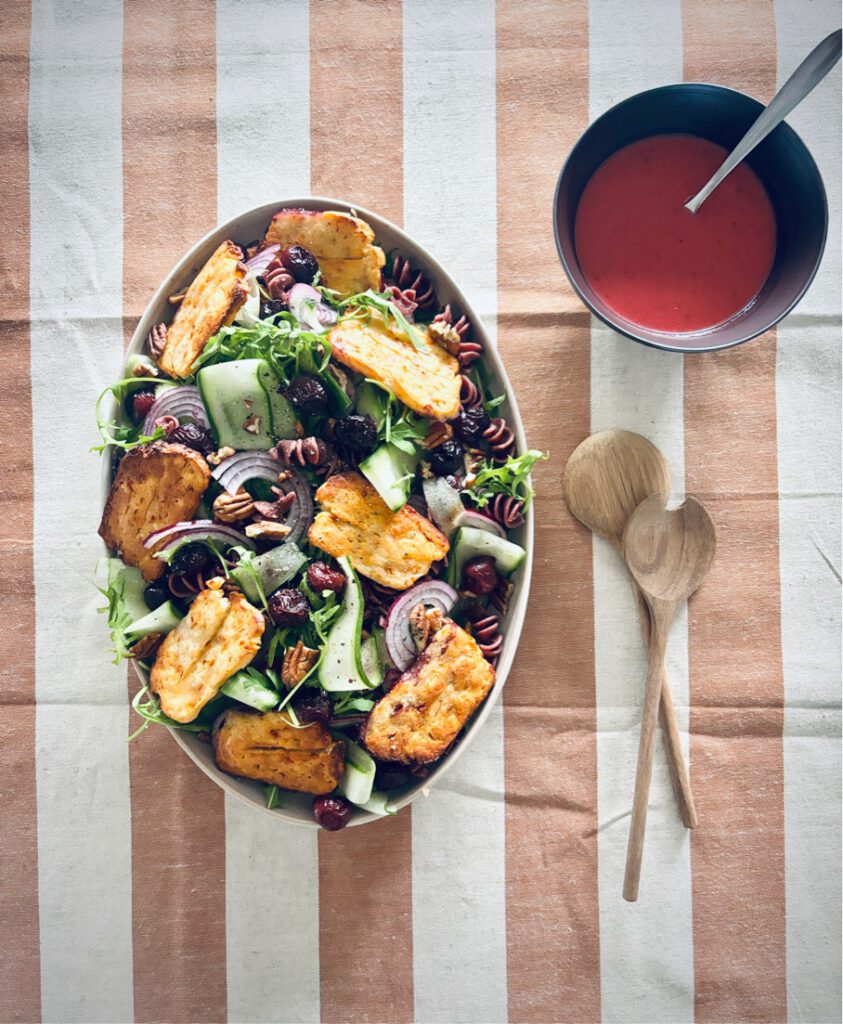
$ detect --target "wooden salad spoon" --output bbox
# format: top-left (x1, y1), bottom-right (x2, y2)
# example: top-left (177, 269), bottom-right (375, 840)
top-left (562, 429), bottom-right (697, 829)
top-left (622, 495), bottom-right (716, 901)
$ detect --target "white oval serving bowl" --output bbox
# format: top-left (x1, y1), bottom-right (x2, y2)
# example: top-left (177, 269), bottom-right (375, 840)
top-left (102, 197), bottom-right (534, 828)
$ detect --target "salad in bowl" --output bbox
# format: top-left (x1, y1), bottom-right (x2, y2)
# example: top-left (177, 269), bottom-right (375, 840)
top-left (96, 202), bottom-right (540, 829)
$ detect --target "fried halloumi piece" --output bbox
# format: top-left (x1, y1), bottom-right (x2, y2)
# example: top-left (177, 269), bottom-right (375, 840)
top-left (263, 208), bottom-right (385, 296)
top-left (158, 240), bottom-right (250, 379)
top-left (364, 620), bottom-right (495, 764)
top-left (329, 315), bottom-right (460, 421)
top-left (98, 441), bottom-right (210, 581)
top-left (213, 708), bottom-right (345, 795)
top-left (308, 471), bottom-right (449, 590)
top-left (150, 589), bottom-right (264, 723)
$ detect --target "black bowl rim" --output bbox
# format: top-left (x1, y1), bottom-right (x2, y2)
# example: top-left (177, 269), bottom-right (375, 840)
top-left (553, 82), bottom-right (829, 354)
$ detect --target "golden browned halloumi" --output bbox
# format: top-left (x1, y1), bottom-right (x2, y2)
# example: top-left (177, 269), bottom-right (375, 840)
top-left (308, 471), bottom-right (449, 590)
top-left (150, 589), bottom-right (264, 723)
top-left (263, 208), bottom-right (385, 296)
top-left (364, 620), bottom-right (495, 764)
top-left (328, 315), bottom-right (460, 420)
top-left (213, 708), bottom-right (345, 795)
top-left (98, 442), bottom-right (210, 581)
top-left (264, 208), bottom-right (375, 258)
top-left (158, 240), bottom-right (250, 379)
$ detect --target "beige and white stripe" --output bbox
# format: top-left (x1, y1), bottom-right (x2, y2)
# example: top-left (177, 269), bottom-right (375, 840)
top-left (0, 2), bottom-right (839, 1023)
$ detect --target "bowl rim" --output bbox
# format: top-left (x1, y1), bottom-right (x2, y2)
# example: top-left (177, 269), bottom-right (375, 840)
top-left (552, 81), bottom-right (829, 354)
top-left (103, 196), bottom-right (534, 828)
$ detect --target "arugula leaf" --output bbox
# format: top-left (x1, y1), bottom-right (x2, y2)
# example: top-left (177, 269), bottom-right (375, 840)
top-left (362, 378), bottom-right (427, 451)
top-left (332, 693), bottom-right (376, 716)
top-left (191, 318), bottom-right (330, 385)
top-left (128, 685), bottom-right (211, 740)
top-left (265, 785), bottom-right (282, 809)
top-left (338, 289), bottom-right (426, 353)
top-left (97, 576), bottom-right (135, 664)
top-left (93, 377), bottom-right (165, 453)
top-left (466, 449), bottom-right (547, 510)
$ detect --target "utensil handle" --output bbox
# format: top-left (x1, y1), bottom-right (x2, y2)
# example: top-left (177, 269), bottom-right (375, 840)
top-left (632, 587), bottom-right (697, 829)
top-left (685, 28), bottom-right (842, 213)
top-left (624, 604), bottom-right (671, 902)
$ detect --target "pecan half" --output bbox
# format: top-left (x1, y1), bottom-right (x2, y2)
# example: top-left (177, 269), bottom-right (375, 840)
top-left (213, 488), bottom-right (255, 523)
top-left (207, 445), bottom-right (236, 467)
top-left (146, 322), bottom-right (168, 360)
top-left (282, 641), bottom-right (319, 687)
top-left (408, 603), bottom-right (444, 652)
top-left (128, 632), bottom-right (163, 660)
top-left (244, 520), bottom-right (291, 541)
top-left (423, 420), bottom-right (453, 450)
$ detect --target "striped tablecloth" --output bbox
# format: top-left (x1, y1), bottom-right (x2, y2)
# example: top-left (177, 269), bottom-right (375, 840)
top-left (1, 2), bottom-right (840, 1023)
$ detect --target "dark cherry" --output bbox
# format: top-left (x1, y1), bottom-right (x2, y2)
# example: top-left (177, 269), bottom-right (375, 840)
top-left (268, 588), bottom-right (310, 627)
top-left (333, 414), bottom-right (377, 452)
top-left (461, 555), bottom-right (499, 595)
top-left (130, 389), bottom-right (157, 423)
top-left (143, 582), bottom-right (170, 610)
top-left (454, 404), bottom-right (490, 445)
top-left (284, 375), bottom-right (329, 414)
top-left (168, 421), bottom-right (215, 455)
top-left (374, 761), bottom-right (412, 791)
top-left (260, 298), bottom-right (286, 319)
top-left (280, 244), bottom-right (319, 284)
top-left (312, 795), bottom-right (353, 831)
top-left (293, 689), bottom-right (333, 725)
top-left (428, 439), bottom-right (465, 476)
top-left (307, 561), bottom-right (346, 594)
top-left (170, 543), bottom-right (212, 575)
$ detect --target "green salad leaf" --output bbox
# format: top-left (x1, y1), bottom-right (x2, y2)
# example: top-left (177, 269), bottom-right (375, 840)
top-left (191, 318), bottom-right (330, 385)
top-left (93, 377), bottom-right (165, 453)
top-left (97, 574), bottom-right (135, 664)
top-left (128, 685), bottom-right (214, 740)
top-left (332, 693), bottom-right (376, 716)
top-left (466, 449), bottom-right (547, 510)
top-left (361, 378), bottom-right (427, 453)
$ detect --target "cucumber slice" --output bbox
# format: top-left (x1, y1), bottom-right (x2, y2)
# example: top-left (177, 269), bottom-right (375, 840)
top-left (360, 632), bottom-right (384, 687)
top-left (221, 669), bottom-right (279, 711)
top-left (360, 443), bottom-right (418, 512)
top-left (356, 789), bottom-right (394, 816)
top-left (256, 362), bottom-right (298, 440)
top-left (355, 381), bottom-right (385, 429)
top-left (106, 562), bottom-right (149, 624)
top-left (448, 525), bottom-right (527, 587)
top-left (338, 739), bottom-right (376, 806)
top-left (197, 359), bottom-right (275, 449)
top-left (318, 557), bottom-right (373, 691)
top-left (229, 543), bottom-right (307, 604)
top-left (125, 600), bottom-right (182, 640)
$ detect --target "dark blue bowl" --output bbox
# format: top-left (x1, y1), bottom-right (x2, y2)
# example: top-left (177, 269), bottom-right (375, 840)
top-left (553, 83), bottom-right (828, 353)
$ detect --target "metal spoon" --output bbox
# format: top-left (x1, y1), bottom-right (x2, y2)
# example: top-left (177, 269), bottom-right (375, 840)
top-left (562, 429), bottom-right (697, 828)
top-left (622, 495), bottom-right (716, 901)
top-left (685, 28), bottom-right (842, 214)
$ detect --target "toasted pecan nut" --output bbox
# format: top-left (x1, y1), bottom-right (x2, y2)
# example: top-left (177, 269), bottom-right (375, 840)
top-left (282, 641), bottom-right (319, 687)
top-left (427, 320), bottom-right (461, 357)
top-left (408, 603), bottom-right (444, 651)
top-left (146, 323), bottom-right (168, 360)
top-left (423, 420), bottom-right (453, 450)
top-left (207, 445), bottom-right (236, 466)
top-left (128, 632), bottom-right (163, 660)
top-left (213, 488), bottom-right (255, 523)
top-left (244, 520), bottom-right (291, 541)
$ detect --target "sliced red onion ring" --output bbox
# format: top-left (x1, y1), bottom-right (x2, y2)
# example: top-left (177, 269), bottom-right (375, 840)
top-left (142, 386), bottom-right (209, 437)
top-left (212, 451), bottom-right (282, 495)
top-left (288, 283), bottom-right (337, 332)
top-left (384, 580), bottom-right (458, 671)
top-left (244, 243), bottom-right (280, 277)
top-left (211, 453), bottom-right (314, 545)
top-left (143, 519), bottom-right (255, 552)
top-left (457, 510), bottom-right (505, 538)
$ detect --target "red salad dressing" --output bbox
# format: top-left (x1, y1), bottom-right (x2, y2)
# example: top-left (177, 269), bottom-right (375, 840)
top-left (574, 133), bottom-right (776, 333)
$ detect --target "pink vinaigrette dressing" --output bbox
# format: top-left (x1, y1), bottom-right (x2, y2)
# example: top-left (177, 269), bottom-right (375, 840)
top-left (574, 134), bottom-right (777, 333)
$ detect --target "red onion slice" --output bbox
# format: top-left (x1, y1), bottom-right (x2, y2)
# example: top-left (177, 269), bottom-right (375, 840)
top-left (212, 451), bottom-right (283, 495)
top-left (244, 243), bottom-right (280, 277)
top-left (384, 579), bottom-right (458, 670)
top-left (275, 468), bottom-right (314, 545)
top-left (142, 386), bottom-right (209, 437)
top-left (288, 283), bottom-right (337, 332)
top-left (457, 510), bottom-right (505, 538)
top-left (143, 520), bottom-right (254, 551)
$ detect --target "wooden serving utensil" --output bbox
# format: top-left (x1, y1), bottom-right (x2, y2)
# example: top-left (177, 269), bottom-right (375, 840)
top-left (562, 430), bottom-right (697, 829)
top-left (622, 495), bottom-right (716, 901)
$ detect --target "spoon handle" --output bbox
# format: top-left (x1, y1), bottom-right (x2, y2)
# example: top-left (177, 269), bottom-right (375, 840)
top-left (632, 586), bottom-right (697, 828)
top-left (624, 601), bottom-right (672, 902)
top-left (685, 28), bottom-right (842, 214)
